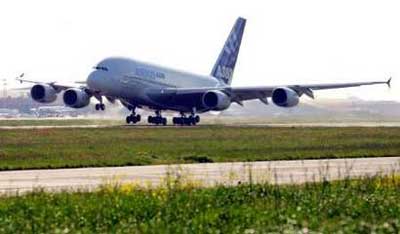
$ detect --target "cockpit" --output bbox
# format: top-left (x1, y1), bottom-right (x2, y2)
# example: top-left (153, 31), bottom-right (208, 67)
top-left (93, 66), bottom-right (109, 71)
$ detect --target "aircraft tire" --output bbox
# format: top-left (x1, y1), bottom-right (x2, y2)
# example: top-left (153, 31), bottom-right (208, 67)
top-left (183, 118), bottom-right (190, 126)
top-left (190, 117), bottom-right (197, 125)
top-left (148, 116), bottom-right (153, 124)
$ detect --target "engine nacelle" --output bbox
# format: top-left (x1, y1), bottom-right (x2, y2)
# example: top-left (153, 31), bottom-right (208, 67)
top-left (30, 84), bottom-right (57, 103)
top-left (271, 87), bottom-right (299, 107)
top-left (202, 90), bottom-right (231, 111)
top-left (63, 88), bottom-right (91, 108)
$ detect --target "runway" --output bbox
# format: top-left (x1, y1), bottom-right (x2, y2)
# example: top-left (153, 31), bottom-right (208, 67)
top-left (0, 157), bottom-right (399, 194)
top-left (1, 122), bottom-right (400, 130)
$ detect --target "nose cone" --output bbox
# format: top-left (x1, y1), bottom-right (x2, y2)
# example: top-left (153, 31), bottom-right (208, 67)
top-left (86, 71), bottom-right (99, 90)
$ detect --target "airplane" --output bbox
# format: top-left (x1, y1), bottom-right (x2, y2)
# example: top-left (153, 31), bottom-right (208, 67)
top-left (17, 17), bottom-right (391, 126)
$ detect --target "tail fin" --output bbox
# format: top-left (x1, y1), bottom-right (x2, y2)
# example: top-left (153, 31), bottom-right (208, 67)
top-left (211, 17), bottom-right (246, 85)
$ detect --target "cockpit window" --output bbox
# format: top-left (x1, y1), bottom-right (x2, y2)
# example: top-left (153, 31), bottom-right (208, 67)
top-left (93, 66), bottom-right (109, 71)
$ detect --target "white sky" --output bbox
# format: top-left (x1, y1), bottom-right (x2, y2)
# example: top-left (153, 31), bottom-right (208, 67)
top-left (0, 0), bottom-right (398, 100)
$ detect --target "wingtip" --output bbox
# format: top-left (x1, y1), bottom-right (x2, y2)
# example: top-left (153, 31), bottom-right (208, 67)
top-left (15, 73), bottom-right (25, 82)
top-left (387, 77), bottom-right (392, 88)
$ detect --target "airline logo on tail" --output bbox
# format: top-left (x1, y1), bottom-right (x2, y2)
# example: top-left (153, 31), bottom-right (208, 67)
top-left (215, 66), bottom-right (234, 84)
top-left (211, 17), bottom-right (246, 85)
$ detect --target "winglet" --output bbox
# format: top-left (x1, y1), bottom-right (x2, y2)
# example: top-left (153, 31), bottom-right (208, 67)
top-left (387, 77), bottom-right (392, 88)
top-left (16, 73), bottom-right (25, 83)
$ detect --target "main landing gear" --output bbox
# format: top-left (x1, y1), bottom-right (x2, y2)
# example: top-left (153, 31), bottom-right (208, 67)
top-left (126, 107), bottom-right (141, 124)
top-left (125, 108), bottom-right (200, 126)
top-left (148, 110), bottom-right (167, 125)
top-left (172, 112), bottom-right (200, 126)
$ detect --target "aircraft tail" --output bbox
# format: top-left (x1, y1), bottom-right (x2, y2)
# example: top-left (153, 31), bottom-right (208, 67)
top-left (211, 17), bottom-right (246, 85)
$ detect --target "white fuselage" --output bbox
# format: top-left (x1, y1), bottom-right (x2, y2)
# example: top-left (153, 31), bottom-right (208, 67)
top-left (87, 57), bottom-right (224, 111)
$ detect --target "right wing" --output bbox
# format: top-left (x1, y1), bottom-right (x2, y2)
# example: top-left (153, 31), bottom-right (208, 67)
top-left (160, 78), bottom-right (391, 105)
top-left (230, 78), bottom-right (392, 103)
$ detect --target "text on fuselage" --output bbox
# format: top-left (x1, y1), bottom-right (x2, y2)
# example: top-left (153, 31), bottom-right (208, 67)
top-left (135, 67), bottom-right (166, 80)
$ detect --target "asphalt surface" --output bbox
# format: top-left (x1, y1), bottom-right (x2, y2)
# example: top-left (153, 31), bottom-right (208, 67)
top-left (0, 157), bottom-right (399, 194)
top-left (1, 122), bottom-right (400, 129)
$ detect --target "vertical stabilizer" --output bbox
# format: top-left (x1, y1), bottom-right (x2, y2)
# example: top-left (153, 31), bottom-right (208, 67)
top-left (211, 17), bottom-right (246, 85)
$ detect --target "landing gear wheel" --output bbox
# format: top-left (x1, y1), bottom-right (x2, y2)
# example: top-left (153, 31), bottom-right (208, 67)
top-left (148, 115), bottom-right (167, 125)
top-left (126, 113), bottom-right (141, 125)
top-left (95, 103), bottom-right (105, 111)
top-left (190, 117), bottom-right (197, 126)
top-left (194, 115), bottom-right (200, 123)
top-left (173, 114), bottom-right (200, 126)
top-left (183, 118), bottom-right (190, 126)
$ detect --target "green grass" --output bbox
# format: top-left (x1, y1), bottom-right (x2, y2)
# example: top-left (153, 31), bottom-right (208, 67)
top-left (0, 126), bottom-right (399, 170)
top-left (0, 176), bottom-right (399, 233)
top-left (0, 118), bottom-right (119, 126)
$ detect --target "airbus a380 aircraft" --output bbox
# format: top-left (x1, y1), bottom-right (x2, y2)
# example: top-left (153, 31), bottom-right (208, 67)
top-left (18, 17), bottom-right (391, 125)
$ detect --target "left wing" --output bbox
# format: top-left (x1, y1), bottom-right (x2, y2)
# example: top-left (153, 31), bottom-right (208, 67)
top-left (16, 75), bottom-right (85, 92)
top-left (15, 75), bottom-right (118, 104)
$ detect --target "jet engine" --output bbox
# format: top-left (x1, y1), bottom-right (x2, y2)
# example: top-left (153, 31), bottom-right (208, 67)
top-left (201, 90), bottom-right (231, 111)
top-left (63, 88), bottom-right (91, 108)
top-left (271, 87), bottom-right (299, 107)
top-left (30, 84), bottom-right (57, 103)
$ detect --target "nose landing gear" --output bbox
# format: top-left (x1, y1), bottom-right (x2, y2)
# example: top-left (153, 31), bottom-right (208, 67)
top-left (94, 95), bottom-right (105, 111)
top-left (95, 103), bottom-right (105, 111)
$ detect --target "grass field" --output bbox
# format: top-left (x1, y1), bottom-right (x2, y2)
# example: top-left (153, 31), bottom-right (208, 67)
top-left (0, 126), bottom-right (399, 170)
top-left (0, 118), bottom-right (119, 126)
top-left (0, 176), bottom-right (399, 233)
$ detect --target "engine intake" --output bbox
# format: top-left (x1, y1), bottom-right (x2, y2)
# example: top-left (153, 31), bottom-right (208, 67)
top-left (30, 84), bottom-right (57, 103)
top-left (272, 87), bottom-right (299, 107)
top-left (63, 88), bottom-right (91, 108)
top-left (202, 91), bottom-right (231, 111)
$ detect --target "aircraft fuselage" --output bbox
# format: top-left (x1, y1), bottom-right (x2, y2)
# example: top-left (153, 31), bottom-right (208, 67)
top-left (87, 57), bottom-right (224, 112)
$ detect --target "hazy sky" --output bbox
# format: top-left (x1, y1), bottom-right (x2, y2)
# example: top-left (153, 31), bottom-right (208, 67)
top-left (0, 0), bottom-right (398, 100)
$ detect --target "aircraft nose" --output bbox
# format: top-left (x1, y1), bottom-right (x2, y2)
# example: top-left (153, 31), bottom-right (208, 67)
top-left (86, 72), bottom-right (98, 89)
